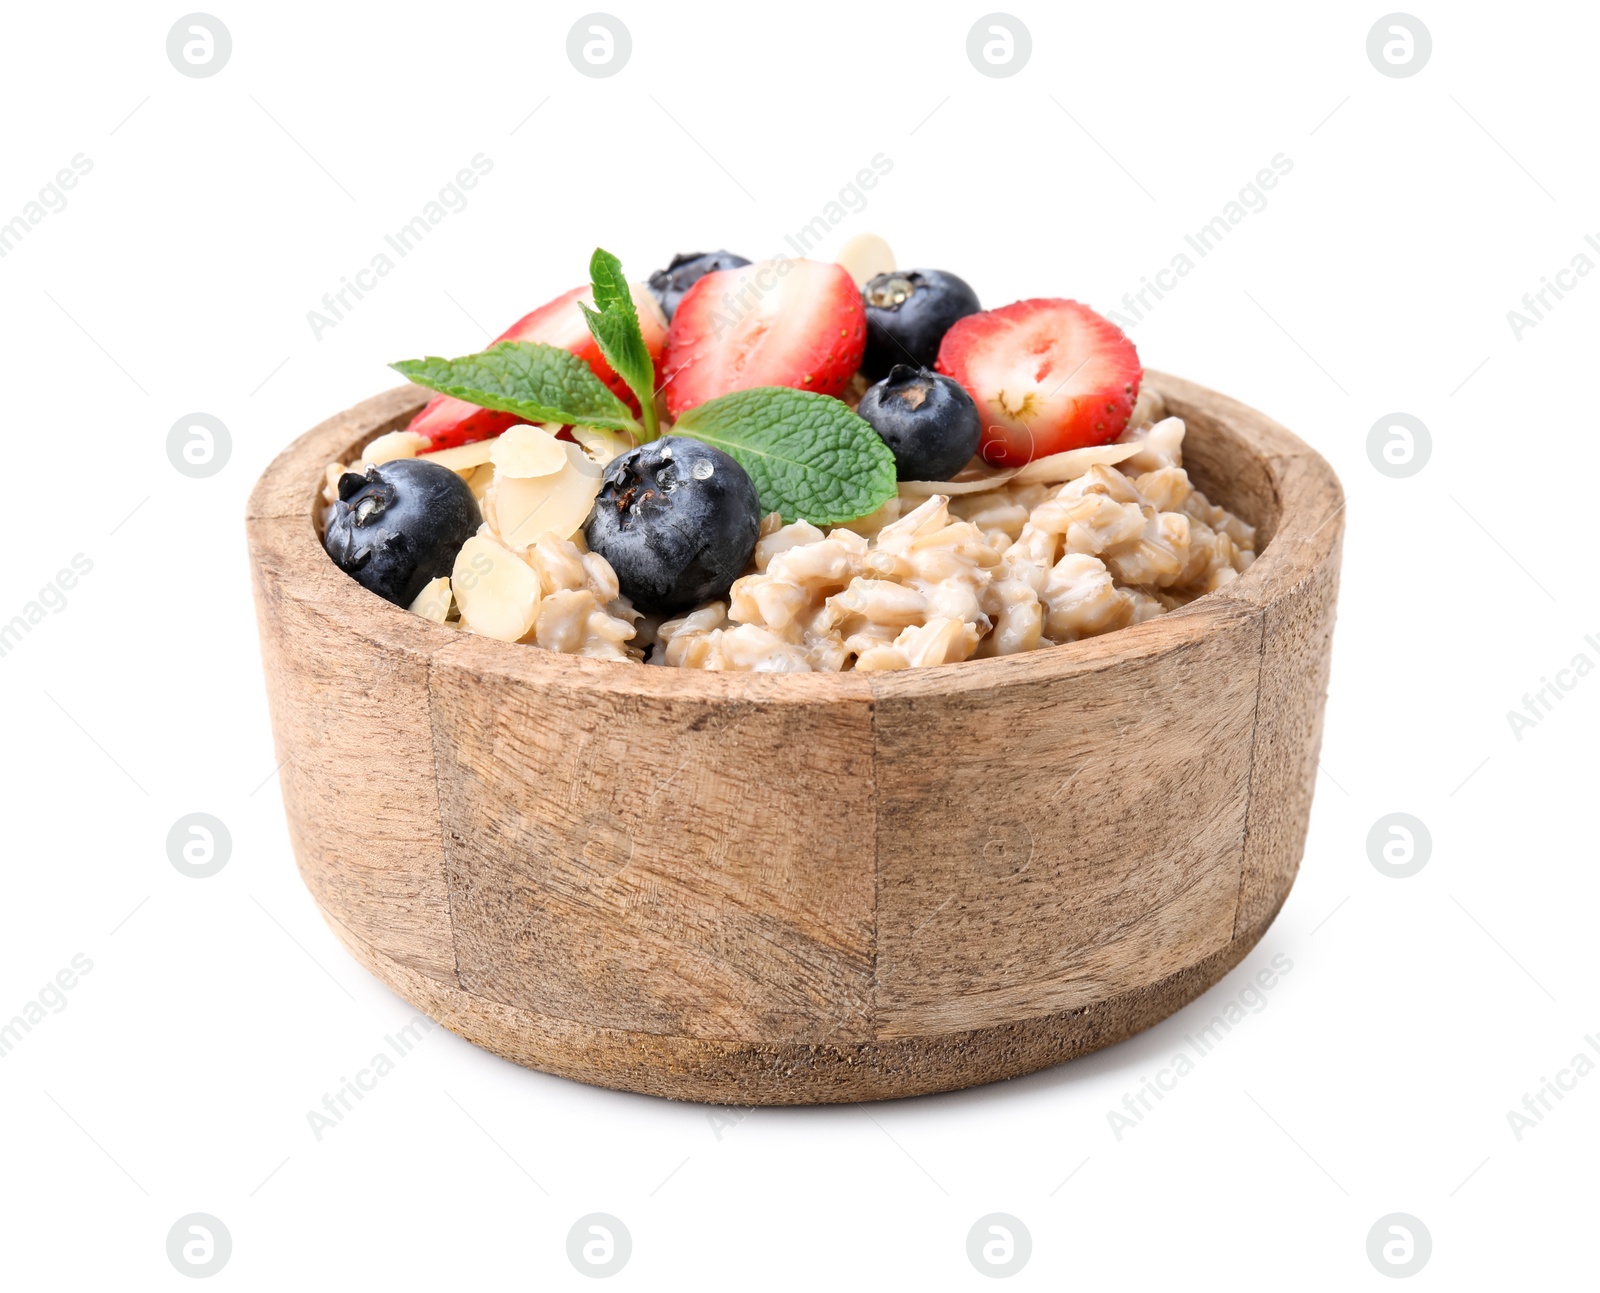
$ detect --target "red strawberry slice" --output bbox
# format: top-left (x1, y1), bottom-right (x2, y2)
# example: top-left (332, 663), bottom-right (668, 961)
top-left (935, 299), bottom-right (1141, 467)
top-left (662, 259), bottom-right (866, 417)
top-left (406, 283), bottom-right (669, 450)
top-left (406, 399), bottom-right (524, 451)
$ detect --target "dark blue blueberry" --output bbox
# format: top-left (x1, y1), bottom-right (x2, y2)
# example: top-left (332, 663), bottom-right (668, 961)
top-left (584, 436), bottom-right (760, 614)
top-left (322, 458), bottom-right (480, 607)
top-left (647, 250), bottom-right (752, 320)
top-left (857, 365), bottom-right (982, 481)
top-left (860, 268), bottom-right (981, 381)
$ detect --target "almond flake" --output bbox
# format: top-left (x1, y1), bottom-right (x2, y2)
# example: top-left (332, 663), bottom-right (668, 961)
top-left (452, 534), bottom-right (541, 641)
top-left (408, 576), bottom-right (454, 623)
top-left (899, 474), bottom-right (1018, 497)
top-left (835, 232), bottom-right (895, 287)
top-left (419, 438), bottom-right (499, 476)
top-left (490, 424), bottom-right (569, 478)
top-left (571, 425), bottom-right (639, 467)
top-left (489, 443), bottom-right (605, 549)
top-left (1012, 442), bottom-right (1143, 485)
top-left (362, 429), bottom-right (429, 463)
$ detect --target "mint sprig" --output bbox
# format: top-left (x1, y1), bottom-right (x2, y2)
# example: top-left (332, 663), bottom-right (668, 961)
top-left (391, 341), bottom-right (639, 432)
top-left (674, 387), bottom-right (897, 526)
top-left (578, 247), bottom-right (659, 439)
top-left (389, 252), bottom-right (900, 524)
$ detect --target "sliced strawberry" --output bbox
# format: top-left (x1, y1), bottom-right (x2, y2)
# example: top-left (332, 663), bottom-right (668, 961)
top-left (935, 299), bottom-right (1141, 467)
top-left (508, 283), bottom-right (669, 408)
top-left (406, 283), bottom-right (669, 450)
top-left (662, 259), bottom-right (866, 417)
top-left (406, 400), bottom-right (524, 451)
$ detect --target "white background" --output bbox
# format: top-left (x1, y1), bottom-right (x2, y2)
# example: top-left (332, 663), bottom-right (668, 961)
top-left (2, 0), bottom-right (1595, 1287)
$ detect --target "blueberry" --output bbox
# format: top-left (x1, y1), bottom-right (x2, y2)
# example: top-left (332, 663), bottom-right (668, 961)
top-left (584, 436), bottom-right (760, 614)
top-left (647, 250), bottom-right (752, 321)
top-left (857, 365), bottom-right (982, 482)
top-left (860, 269), bottom-right (981, 382)
top-left (322, 458), bottom-right (481, 607)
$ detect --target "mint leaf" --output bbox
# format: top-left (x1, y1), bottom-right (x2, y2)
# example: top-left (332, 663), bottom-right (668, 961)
top-left (578, 247), bottom-right (659, 439)
top-left (390, 341), bottom-right (638, 432)
top-left (674, 388), bottom-right (897, 525)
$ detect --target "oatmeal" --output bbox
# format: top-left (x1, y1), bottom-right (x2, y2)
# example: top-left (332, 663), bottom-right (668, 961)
top-left (315, 241), bottom-right (1256, 669)
top-left (645, 399), bottom-right (1255, 672)
top-left (323, 387), bottom-right (1256, 671)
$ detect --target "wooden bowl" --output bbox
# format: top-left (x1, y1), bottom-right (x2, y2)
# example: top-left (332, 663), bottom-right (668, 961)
top-left (247, 372), bottom-right (1342, 1105)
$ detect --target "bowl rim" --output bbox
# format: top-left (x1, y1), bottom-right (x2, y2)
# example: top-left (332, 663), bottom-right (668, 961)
top-left (246, 369), bottom-right (1343, 702)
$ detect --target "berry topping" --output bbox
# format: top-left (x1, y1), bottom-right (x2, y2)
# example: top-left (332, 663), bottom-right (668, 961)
top-left (936, 299), bottom-right (1142, 467)
top-left (406, 282), bottom-right (668, 450)
top-left (662, 258), bottom-right (866, 417)
top-left (323, 458), bottom-right (481, 607)
top-left (856, 364), bottom-right (983, 481)
top-left (405, 393), bottom-right (524, 454)
top-left (583, 436), bottom-right (760, 613)
top-left (860, 268), bottom-right (981, 382)
top-left (647, 250), bottom-right (751, 321)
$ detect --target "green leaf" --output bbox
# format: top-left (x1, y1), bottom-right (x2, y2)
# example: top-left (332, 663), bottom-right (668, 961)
top-left (390, 341), bottom-right (639, 432)
top-left (578, 247), bottom-right (658, 439)
top-left (674, 388), bottom-right (898, 525)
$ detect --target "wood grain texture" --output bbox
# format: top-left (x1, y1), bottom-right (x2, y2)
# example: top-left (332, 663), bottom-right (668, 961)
top-left (249, 518), bottom-right (460, 983)
top-left (246, 370), bottom-right (1343, 1103)
top-left (869, 598), bottom-right (1261, 1037)
top-left (1156, 375), bottom-right (1346, 940)
top-left (1218, 454), bottom-right (1343, 935)
top-left (428, 640), bottom-right (877, 1043)
top-left (320, 896), bottom-right (1288, 1104)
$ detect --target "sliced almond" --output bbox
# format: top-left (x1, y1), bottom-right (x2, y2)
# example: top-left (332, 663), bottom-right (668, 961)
top-left (571, 425), bottom-right (639, 467)
top-left (321, 462), bottom-right (346, 506)
top-left (1012, 442), bottom-right (1143, 484)
top-left (835, 232), bottom-right (895, 287)
top-left (489, 443), bottom-right (605, 550)
top-left (899, 473), bottom-right (1018, 497)
top-left (363, 429), bottom-right (429, 463)
top-left (419, 437), bottom-right (499, 476)
top-left (408, 575), bottom-right (454, 624)
top-left (899, 444), bottom-right (1144, 496)
top-left (490, 424), bottom-right (568, 478)
top-left (451, 534), bottom-right (540, 641)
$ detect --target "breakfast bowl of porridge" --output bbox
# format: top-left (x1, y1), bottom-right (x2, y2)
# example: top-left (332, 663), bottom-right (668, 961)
top-left (247, 243), bottom-right (1342, 1103)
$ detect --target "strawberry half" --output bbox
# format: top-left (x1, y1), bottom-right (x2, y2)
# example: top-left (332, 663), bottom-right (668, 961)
top-left (935, 299), bottom-right (1141, 467)
top-left (405, 396), bottom-right (524, 452)
top-left (406, 283), bottom-right (669, 450)
top-left (662, 258), bottom-right (866, 417)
